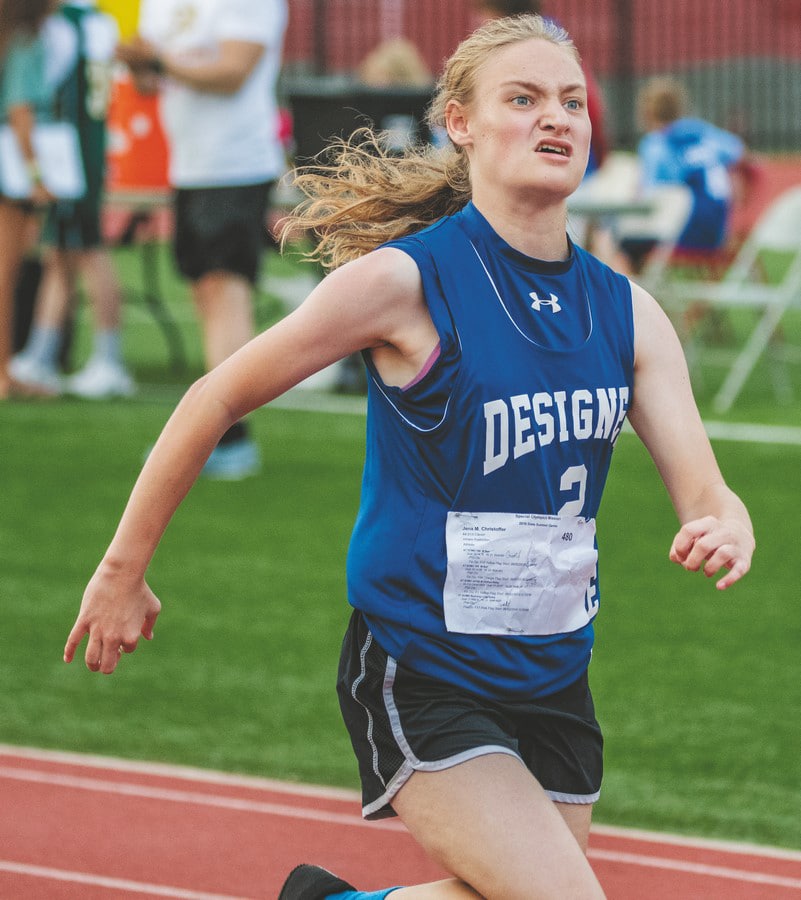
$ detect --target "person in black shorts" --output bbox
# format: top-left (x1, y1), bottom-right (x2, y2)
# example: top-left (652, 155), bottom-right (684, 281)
top-left (117, 0), bottom-right (288, 479)
top-left (65, 14), bottom-right (754, 900)
top-left (173, 181), bottom-right (273, 294)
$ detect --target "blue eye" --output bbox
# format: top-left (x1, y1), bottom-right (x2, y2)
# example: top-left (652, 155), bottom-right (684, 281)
top-left (512, 96), bottom-right (531, 106)
top-left (565, 99), bottom-right (582, 111)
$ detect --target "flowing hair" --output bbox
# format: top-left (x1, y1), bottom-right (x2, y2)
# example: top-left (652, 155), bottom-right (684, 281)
top-left (280, 14), bottom-right (578, 270)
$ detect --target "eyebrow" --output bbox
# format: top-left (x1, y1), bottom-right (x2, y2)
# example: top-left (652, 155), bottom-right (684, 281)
top-left (501, 80), bottom-right (587, 94)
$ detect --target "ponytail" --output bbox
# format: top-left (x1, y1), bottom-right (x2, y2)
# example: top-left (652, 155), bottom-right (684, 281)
top-left (280, 130), bottom-right (470, 271)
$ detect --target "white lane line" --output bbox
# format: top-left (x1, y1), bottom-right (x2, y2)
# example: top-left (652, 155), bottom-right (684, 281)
top-left (702, 420), bottom-right (801, 446)
top-left (3, 766), bottom-right (801, 889)
top-left (0, 860), bottom-right (246, 899)
top-left (0, 766), bottom-right (403, 832)
top-left (620, 419), bottom-right (801, 447)
top-left (588, 848), bottom-right (801, 890)
top-left (592, 823), bottom-right (801, 862)
top-left (0, 744), bottom-right (361, 801)
top-left (4, 745), bottom-right (801, 879)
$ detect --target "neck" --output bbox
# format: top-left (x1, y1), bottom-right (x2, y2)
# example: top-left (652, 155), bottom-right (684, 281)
top-left (470, 194), bottom-right (570, 261)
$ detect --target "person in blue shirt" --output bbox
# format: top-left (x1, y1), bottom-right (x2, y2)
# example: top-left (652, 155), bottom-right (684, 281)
top-left (64, 15), bottom-right (754, 899)
top-left (620, 77), bottom-right (745, 271)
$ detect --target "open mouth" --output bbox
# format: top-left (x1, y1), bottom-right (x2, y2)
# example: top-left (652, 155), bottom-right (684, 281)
top-left (536, 142), bottom-right (570, 157)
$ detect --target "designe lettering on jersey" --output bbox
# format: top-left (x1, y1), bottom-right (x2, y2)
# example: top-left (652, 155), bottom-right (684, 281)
top-left (483, 386), bottom-right (630, 476)
top-left (529, 291), bottom-right (561, 313)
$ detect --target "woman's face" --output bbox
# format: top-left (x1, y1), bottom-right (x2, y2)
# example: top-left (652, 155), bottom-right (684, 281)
top-left (448, 37), bottom-right (591, 203)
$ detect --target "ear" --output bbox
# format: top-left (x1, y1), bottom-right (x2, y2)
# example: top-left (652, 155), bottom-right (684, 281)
top-left (444, 99), bottom-right (472, 149)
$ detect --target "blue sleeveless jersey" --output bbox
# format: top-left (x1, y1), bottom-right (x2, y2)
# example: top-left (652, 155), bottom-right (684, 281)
top-left (346, 202), bottom-right (634, 699)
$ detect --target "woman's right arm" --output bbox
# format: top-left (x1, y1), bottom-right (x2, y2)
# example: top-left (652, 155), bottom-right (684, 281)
top-left (63, 248), bottom-right (429, 674)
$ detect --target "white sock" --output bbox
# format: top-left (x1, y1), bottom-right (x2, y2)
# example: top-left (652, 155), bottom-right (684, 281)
top-left (23, 326), bottom-right (61, 369)
top-left (90, 329), bottom-right (122, 366)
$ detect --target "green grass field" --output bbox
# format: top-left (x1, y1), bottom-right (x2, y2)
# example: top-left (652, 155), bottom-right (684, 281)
top-left (1, 243), bottom-right (799, 851)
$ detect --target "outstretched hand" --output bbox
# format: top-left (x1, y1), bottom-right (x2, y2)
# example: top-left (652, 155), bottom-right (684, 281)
top-left (63, 566), bottom-right (162, 674)
top-left (669, 515), bottom-right (755, 590)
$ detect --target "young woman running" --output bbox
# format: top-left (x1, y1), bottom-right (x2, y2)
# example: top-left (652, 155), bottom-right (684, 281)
top-left (64, 15), bottom-right (754, 900)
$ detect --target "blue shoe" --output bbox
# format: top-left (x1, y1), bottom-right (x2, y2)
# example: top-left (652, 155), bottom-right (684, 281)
top-left (278, 864), bottom-right (355, 900)
top-left (201, 438), bottom-right (260, 481)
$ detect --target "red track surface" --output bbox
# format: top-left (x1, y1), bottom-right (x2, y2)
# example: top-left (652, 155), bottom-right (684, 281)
top-left (2, 746), bottom-right (800, 899)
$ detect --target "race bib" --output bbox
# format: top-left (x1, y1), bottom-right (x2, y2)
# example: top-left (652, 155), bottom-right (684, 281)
top-left (443, 511), bottom-right (598, 636)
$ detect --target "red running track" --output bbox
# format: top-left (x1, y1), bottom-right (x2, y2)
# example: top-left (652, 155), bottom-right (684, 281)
top-left (1, 745), bottom-right (800, 899)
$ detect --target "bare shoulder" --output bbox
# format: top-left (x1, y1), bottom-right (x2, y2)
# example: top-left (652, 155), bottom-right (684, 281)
top-left (318, 246), bottom-right (425, 325)
top-left (629, 279), bottom-right (684, 365)
top-left (319, 247), bottom-right (437, 385)
top-left (630, 280), bottom-right (673, 334)
top-left (337, 246), bottom-right (424, 298)
top-left (627, 278), bottom-right (699, 436)
top-left (285, 245), bottom-right (428, 358)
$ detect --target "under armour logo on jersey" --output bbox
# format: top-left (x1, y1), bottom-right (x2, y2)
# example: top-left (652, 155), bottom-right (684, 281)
top-left (529, 291), bottom-right (562, 313)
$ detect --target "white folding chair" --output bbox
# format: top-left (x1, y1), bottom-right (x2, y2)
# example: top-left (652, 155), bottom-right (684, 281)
top-left (567, 151), bottom-right (643, 248)
top-left (659, 185), bottom-right (801, 413)
top-left (616, 183), bottom-right (694, 294)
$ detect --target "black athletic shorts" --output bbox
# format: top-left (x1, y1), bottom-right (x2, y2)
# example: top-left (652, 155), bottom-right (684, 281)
top-left (44, 197), bottom-right (103, 250)
top-left (173, 181), bottom-right (273, 284)
top-left (336, 610), bottom-right (604, 820)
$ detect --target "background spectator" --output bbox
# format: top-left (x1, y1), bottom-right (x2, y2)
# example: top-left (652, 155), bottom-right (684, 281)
top-left (357, 38), bottom-right (433, 89)
top-left (0, 0), bottom-right (56, 398)
top-left (10, 0), bottom-right (134, 399)
top-left (619, 76), bottom-right (746, 271)
top-left (116, 0), bottom-right (288, 479)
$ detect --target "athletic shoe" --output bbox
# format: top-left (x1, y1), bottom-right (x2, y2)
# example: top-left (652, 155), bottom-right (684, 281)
top-left (201, 438), bottom-right (261, 481)
top-left (67, 359), bottom-right (136, 399)
top-left (8, 353), bottom-right (63, 396)
top-left (278, 864), bottom-right (356, 900)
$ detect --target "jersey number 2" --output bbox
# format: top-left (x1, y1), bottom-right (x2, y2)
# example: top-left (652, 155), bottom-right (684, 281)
top-left (557, 464), bottom-right (587, 517)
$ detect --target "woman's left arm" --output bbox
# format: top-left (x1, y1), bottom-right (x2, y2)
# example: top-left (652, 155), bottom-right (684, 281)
top-left (626, 281), bottom-right (755, 590)
top-left (7, 102), bottom-right (51, 205)
top-left (3, 37), bottom-right (52, 204)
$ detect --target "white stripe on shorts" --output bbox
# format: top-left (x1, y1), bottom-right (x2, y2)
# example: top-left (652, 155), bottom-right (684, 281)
top-left (360, 656), bottom-right (520, 818)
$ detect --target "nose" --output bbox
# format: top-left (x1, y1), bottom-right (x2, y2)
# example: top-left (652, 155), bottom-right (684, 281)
top-left (539, 96), bottom-right (570, 132)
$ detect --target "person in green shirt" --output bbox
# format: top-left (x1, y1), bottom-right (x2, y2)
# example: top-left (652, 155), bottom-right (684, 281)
top-left (10, 1), bottom-right (134, 399)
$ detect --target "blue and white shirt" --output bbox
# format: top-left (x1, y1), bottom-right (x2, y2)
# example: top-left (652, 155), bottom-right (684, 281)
top-left (346, 202), bottom-right (635, 700)
top-left (638, 117), bottom-right (744, 250)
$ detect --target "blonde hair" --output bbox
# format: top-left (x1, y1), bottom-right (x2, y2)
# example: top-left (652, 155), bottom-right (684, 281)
top-left (280, 14), bottom-right (578, 270)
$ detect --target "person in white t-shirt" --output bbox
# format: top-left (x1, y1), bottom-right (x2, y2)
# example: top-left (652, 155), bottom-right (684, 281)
top-left (117, 0), bottom-right (288, 479)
